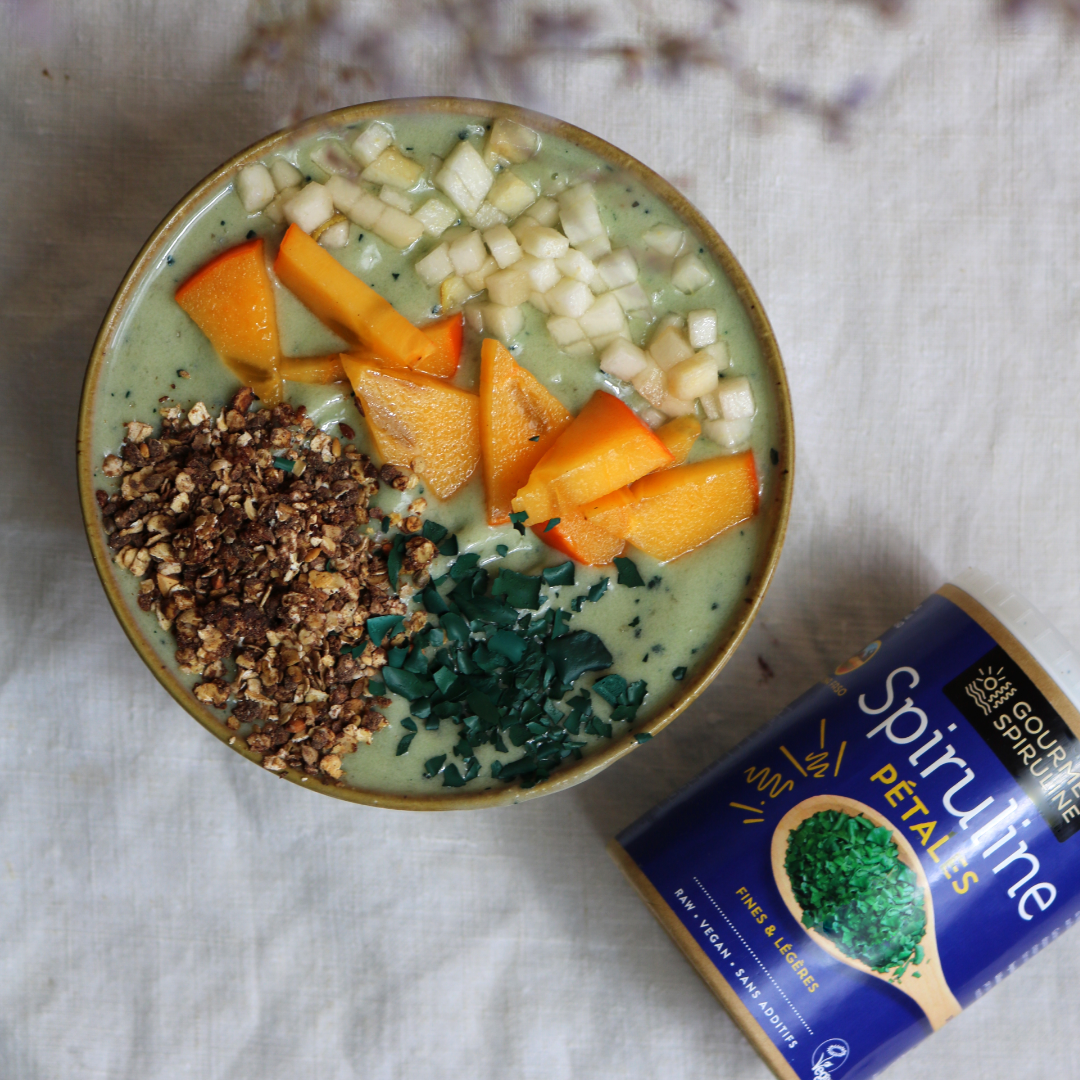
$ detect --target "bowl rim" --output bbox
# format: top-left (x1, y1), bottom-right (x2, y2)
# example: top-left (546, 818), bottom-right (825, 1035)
top-left (76, 95), bottom-right (794, 811)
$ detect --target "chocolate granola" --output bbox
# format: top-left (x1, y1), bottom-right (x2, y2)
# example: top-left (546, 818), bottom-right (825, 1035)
top-left (97, 387), bottom-right (436, 782)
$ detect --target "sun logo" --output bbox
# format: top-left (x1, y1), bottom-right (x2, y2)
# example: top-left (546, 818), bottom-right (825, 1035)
top-left (963, 664), bottom-right (1016, 716)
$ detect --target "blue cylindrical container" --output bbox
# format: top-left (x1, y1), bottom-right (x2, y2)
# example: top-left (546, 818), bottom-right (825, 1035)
top-left (611, 570), bottom-right (1080, 1080)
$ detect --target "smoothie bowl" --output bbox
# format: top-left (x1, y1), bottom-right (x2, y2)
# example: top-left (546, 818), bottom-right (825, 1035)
top-left (77, 98), bottom-right (793, 809)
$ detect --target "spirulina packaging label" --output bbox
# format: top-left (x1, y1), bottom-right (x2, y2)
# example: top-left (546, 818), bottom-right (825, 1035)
top-left (612, 586), bottom-right (1080, 1080)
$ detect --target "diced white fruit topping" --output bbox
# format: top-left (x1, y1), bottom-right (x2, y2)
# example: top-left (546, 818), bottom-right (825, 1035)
top-left (464, 301), bottom-right (485, 334)
top-left (440, 275), bottom-right (473, 311)
top-left (481, 302), bottom-right (524, 342)
top-left (283, 182), bottom-right (334, 234)
top-left (361, 146), bottom-right (424, 190)
top-left (631, 363), bottom-right (667, 408)
top-left (699, 390), bottom-right (721, 421)
top-left (270, 159), bottom-right (304, 192)
top-left (374, 205), bottom-right (424, 248)
top-left (558, 183), bottom-right (604, 245)
top-left (546, 316), bottom-right (586, 347)
top-left (529, 291), bottom-right (551, 314)
top-left (592, 329), bottom-right (631, 352)
top-left (435, 141), bottom-right (494, 217)
top-left (546, 277), bottom-right (594, 318)
top-left (698, 339), bottom-right (730, 371)
top-left (326, 175), bottom-right (362, 215)
top-left (482, 224), bottom-right (523, 269)
top-left (702, 416), bottom-right (753, 451)
top-left (236, 164), bottom-right (276, 213)
top-left (415, 243), bottom-right (454, 286)
top-left (648, 324), bottom-right (695, 370)
top-left (643, 224), bottom-right (686, 257)
top-left (641, 407), bottom-right (666, 429)
top-left (518, 255), bottom-right (561, 293)
top-left (317, 219), bottom-right (350, 249)
top-left (484, 118), bottom-right (540, 166)
top-left (717, 376), bottom-right (755, 420)
top-left (525, 197), bottom-right (560, 228)
top-left (509, 218), bottom-right (534, 243)
top-left (613, 282), bottom-right (651, 312)
top-left (468, 202), bottom-right (508, 230)
top-left (666, 354), bottom-right (720, 401)
top-left (566, 340), bottom-right (596, 357)
top-left (413, 197), bottom-right (458, 238)
top-left (357, 240), bottom-right (382, 271)
top-left (463, 255), bottom-right (498, 293)
top-left (596, 248), bottom-right (638, 290)
top-left (599, 339), bottom-right (649, 381)
top-left (485, 265), bottom-right (532, 307)
top-left (350, 122), bottom-right (393, 167)
top-left (264, 185), bottom-right (300, 224)
top-left (379, 186), bottom-right (413, 213)
top-left (574, 233), bottom-right (612, 260)
top-left (660, 394), bottom-right (696, 418)
top-left (687, 309), bottom-right (718, 348)
top-left (518, 225), bottom-right (570, 260)
top-left (672, 252), bottom-right (713, 294)
top-left (487, 171), bottom-right (537, 218)
top-left (347, 191), bottom-right (386, 230)
top-left (310, 142), bottom-right (356, 176)
top-left (555, 249), bottom-right (597, 285)
top-left (448, 230), bottom-right (488, 276)
top-left (578, 293), bottom-right (625, 341)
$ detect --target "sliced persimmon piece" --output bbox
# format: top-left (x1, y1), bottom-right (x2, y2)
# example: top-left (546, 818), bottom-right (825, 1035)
top-left (625, 451), bottom-right (759, 563)
top-left (580, 485), bottom-right (635, 539)
top-left (511, 391), bottom-right (673, 523)
top-left (274, 224), bottom-right (434, 369)
top-left (341, 356), bottom-right (479, 500)
top-left (532, 511), bottom-right (626, 567)
top-left (175, 237), bottom-right (284, 405)
top-left (413, 312), bottom-right (465, 378)
top-left (280, 354), bottom-right (348, 384)
top-left (479, 338), bottom-right (572, 525)
top-left (656, 416), bottom-right (701, 467)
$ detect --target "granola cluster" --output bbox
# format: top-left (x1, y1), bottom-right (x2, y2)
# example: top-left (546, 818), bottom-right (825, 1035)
top-left (97, 388), bottom-right (437, 782)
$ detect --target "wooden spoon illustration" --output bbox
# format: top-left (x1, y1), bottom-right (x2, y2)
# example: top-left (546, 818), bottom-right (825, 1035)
top-left (771, 794), bottom-right (962, 1031)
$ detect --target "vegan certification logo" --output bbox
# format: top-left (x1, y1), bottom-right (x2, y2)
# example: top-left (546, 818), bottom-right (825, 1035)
top-left (810, 1038), bottom-right (850, 1077)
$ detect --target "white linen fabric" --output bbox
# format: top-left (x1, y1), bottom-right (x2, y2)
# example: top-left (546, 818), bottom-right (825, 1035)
top-left (2, 2), bottom-right (1079, 1077)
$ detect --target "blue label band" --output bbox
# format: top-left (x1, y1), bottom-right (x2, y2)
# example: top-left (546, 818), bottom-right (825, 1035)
top-left (614, 587), bottom-right (1080, 1080)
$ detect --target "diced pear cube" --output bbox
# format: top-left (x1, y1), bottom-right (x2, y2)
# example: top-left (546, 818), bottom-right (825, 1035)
top-left (518, 224), bottom-right (570, 260)
top-left (578, 293), bottom-right (625, 340)
top-left (326, 175), bottom-right (362, 215)
top-left (613, 282), bottom-right (651, 312)
top-left (558, 183), bottom-right (604, 244)
top-left (350, 122), bottom-right (393, 167)
top-left (468, 201), bottom-right (508, 230)
top-left (666, 354), bottom-right (720, 400)
top-left (599, 339), bottom-right (649, 381)
top-left (464, 301), bottom-right (485, 334)
top-left (266, 187), bottom-right (298, 224)
top-left (357, 239), bottom-right (382, 271)
top-left (482, 302), bottom-right (525, 342)
top-left (361, 146), bottom-right (424, 190)
top-left (487, 171), bottom-right (537, 218)
top-left (592, 328), bottom-right (632, 352)
top-left (574, 233), bottom-right (612, 260)
top-left (270, 158), bottom-right (303, 191)
top-left (440, 275), bottom-right (473, 311)
top-left (555, 249), bottom-right (597, 285)
top-left (631, 362), bottom-right (667, 408)
top-left (687, 309), bottom-right (718, 348)
top-left (374, 204), bottom-right (424, 248)
top-left (528, 291), bottom-right (551, 314)
top-left (484, 118), bottom-right (540, 166)
top-left (518, 255), bottom-right (560, 293)
top-left (546, 315), bottom-right (586, 347)
top-left (702, 416), bottom-right (753, 451)
top-left (525, 196), bottom-right (560, 227)
top-left (648, 324), bottom-right (695, 370)
top-left (485, 265), bottom-right (532, 307)
top-left (415, 243), bottom-right (455, 286)
top-left (284, 182), bottom-right (334, 234)
top-left (698, 340), bottom-right (731, 371)
top-left (699, 390), bottom-right (721, 421)
top-left (660, 394), bottom-right (696, 418)
top-left (379, 186), bottom-right (413, 213)
top-left (641, 407), bottom-right (666, 429)
top-left (509, 218), bottom-right (534, 243)
top-left (643, 224), bottom-right (686, 257)
top-left (464, 255), bottom-right (499, 293)
top-left (546, 277), bottom-right (594, 318)
top-left (317, 219), bottom-right (350, 249)
top-left (596, 248), bottom-right (638, 290)
top-left (435, 141), bottom-right (494, 217)
top-left (346, 191), bottom-right (386, 230)
top-left (717, 376), bottom-right (755, 420)
top-left (236, 163), bottom-right (276, 213)
top-left (413, 197), bottom-right (459, 238)
top-left (566, 340), bottom-right (596, 358)
top-left (672, 252), bottom-right (713, 294)
top-left (656, 312), bottom-right (686, 332)
top-left (482, 224), bottom-right (523, 268)
top-left (448, 230), bottom-right (488, 275)
top-left (310, 141), bottom-right (356, 176)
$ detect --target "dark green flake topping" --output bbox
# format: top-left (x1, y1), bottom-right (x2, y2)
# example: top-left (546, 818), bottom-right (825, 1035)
top-left (541, 561), bottom-right (575, 587)
top-left (543, 518), bottom-right (561, 533)
top-left (614, 556), bottom-right (645, 587)
top-left (367, 614), bottom-right (404, 646)
top-left (785, 810), bottom-right (927, 981)
top-left (586, 578), bottom-right (609, 603)
top-left (671, 666), bottom-right (687, 681)
top-left (508, 510), bottom-right (528, 535)
top-left (272, 457), bottom-right (294, 473)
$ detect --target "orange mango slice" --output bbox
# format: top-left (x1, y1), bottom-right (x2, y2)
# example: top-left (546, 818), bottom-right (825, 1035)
top-left (280, 354), bottom-right (348, 385)
top-left (175, 238), bottom-right (284, 405)
top-left (274, 224), bottom-right (434, 369)
top-left (580, 486), bottom-right (635, 538)
top-left (413, 313), bottom-right (465, 378)
top-left (341, 357), bottom-right (479, 500)
top-left (532, 511), bottom-right (626, 567)
top-left (624, 451), bottom-right (759, 563)
top-left (479, 339), bottom-right (573, 525)
top-left (511, 391), bottom-right (673, 524)
top-left (656, 416), bottom-right (701, 467)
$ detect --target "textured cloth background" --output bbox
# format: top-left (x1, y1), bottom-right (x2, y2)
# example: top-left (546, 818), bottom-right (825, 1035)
top-left (2, 1), bottom-right (1080, 1077)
